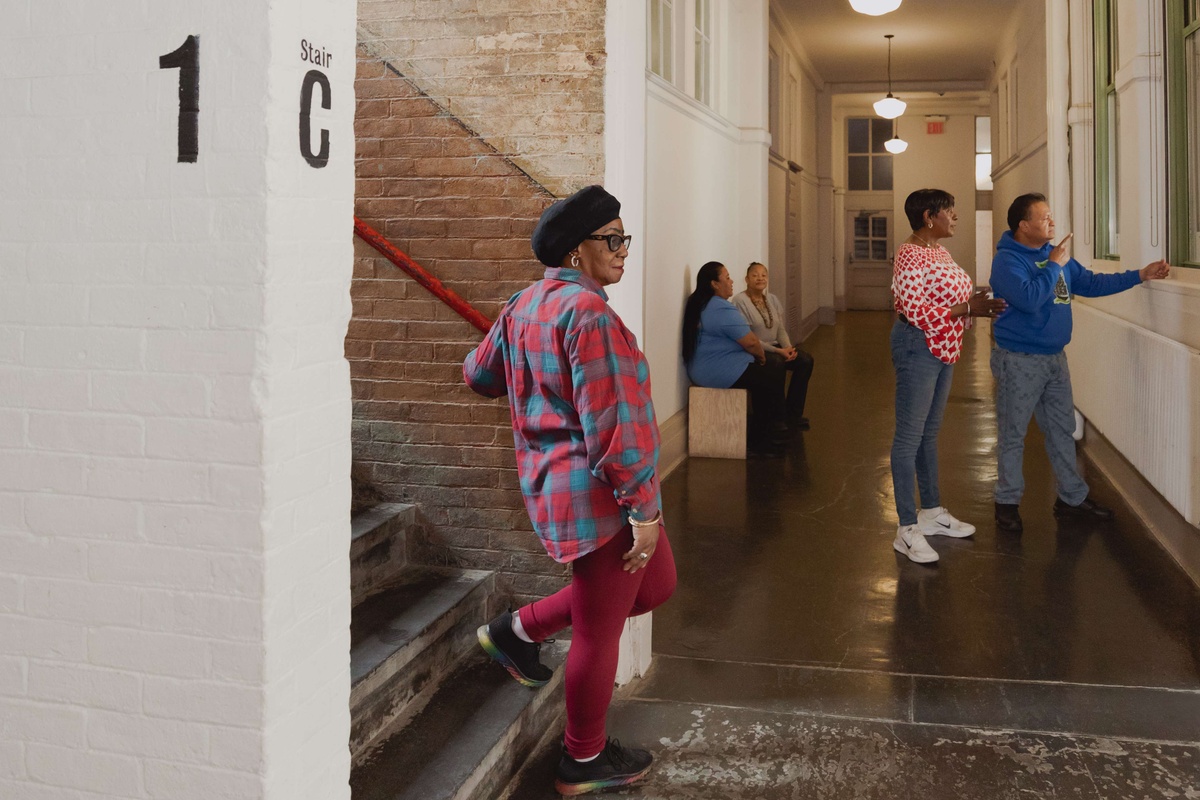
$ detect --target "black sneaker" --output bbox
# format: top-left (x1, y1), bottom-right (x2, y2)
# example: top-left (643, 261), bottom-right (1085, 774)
top-left (554, 738), bottom-right (653, 796)
top-left (1054, 495), bottom-right (1114, 519)
top-left (995, 502), bottom-right (1023, 532)
top-left (477, 611), bottom-right (552, 688)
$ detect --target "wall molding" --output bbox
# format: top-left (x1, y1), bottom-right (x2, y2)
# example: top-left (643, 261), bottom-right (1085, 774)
top-left (1082, 421), bottom-right (1200, 591)
top-left (658, 405), bottom-right (689, 480)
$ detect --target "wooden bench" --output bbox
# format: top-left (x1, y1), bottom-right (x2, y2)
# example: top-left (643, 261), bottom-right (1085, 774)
top-left (687, 386), bottom-right (747, 459)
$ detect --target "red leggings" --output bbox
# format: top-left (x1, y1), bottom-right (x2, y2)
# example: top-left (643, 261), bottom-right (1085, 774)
top-left (518, 525), bottom-right (676, 759)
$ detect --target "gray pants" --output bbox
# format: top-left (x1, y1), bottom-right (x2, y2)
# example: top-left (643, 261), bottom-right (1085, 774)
top-left (991, 347), bottom-right (1089, 506)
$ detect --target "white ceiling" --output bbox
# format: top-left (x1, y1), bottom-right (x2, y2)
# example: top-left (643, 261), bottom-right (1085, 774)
top-left (774, 0), bottom-right (1021, 88)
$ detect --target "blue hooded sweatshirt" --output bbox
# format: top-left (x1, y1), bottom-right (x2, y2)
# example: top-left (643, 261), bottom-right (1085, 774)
top-left (989, 230), bottom-right (1142, 355)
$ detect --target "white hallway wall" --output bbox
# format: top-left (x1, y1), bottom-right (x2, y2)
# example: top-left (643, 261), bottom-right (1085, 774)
top-left (767, 11), bottom-right (825, 341)
top-left (1064, 0), bottom-right (1200, 525)
top-left (643, 0), bottom-right (770, 423)
top-left (1002, 0), bottom-right (1200, 526)
top-left (0, 1), bottom-right (355, 797)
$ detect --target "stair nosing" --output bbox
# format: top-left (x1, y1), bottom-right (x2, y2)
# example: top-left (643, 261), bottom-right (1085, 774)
top-left (361, 640), bottom-right (570, 800)
top-left (351, 567), bottom-right (492, 691)
top-left (351, 502), bottom-right (415, 545)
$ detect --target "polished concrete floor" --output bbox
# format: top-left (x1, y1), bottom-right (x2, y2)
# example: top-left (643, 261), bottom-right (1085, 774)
top-left (506, 311), bottom-right (1200, 798)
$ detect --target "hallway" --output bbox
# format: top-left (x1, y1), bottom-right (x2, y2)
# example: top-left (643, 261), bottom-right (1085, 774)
top-left (508, 311), bottom-right (1200, 798)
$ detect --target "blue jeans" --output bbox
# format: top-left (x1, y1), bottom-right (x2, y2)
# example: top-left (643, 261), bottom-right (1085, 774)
top-left (890, 320), bottom-right (954, 526)
top-left (991, 347), bottom-right (1089, 505)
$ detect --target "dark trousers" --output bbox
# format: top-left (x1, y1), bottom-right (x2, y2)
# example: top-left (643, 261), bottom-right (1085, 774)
top-left (732, 360), bottom-right (786, 445)
top-left (767, 349), bottom-right (815, 417)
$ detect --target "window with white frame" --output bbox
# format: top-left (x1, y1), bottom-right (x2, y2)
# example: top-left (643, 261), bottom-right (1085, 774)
top-left (648, 0), bottom-right (724, 112)
top-left (649, 0), bottom-right (675, 83)
top-left (846, 118), bottom-right (894, 191)
top-left (1167, 0), bottom-right (1200, 266)
top-left (693, 0), bottom-right (713, 106)
top-left (975, 116), bottom-right (993, 191)
top-left (1094, 0), bottom-right (1120, 258)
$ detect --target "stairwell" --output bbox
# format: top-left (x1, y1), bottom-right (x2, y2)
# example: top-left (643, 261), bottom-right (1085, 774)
top-left (348, 503), bottom-right (568, 800)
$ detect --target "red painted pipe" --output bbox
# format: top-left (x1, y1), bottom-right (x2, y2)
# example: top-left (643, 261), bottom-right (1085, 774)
top-left (353, 216), bottom-right (493, 334)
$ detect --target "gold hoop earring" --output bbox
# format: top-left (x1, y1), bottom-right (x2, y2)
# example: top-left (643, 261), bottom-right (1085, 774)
top-left (927, 221), bottom-right (933, 228)
top-left (570, 252), bottom-right (580, 269)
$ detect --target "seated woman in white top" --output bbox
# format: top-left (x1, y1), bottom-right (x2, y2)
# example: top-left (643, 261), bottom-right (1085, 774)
top-left (732, 262), bottom-right (816, 430)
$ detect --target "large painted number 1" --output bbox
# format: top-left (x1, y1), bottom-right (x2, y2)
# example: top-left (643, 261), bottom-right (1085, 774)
top-left (159, 35), bottom-right (200, 163)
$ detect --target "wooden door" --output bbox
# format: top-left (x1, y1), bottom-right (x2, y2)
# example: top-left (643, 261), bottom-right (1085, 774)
top-left (846, 211), bottom-right (893, 310)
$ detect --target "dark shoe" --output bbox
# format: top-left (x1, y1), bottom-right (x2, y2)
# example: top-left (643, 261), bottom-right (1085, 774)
top-left (1054, 495), bottom-right (1114, 519)
top-left (477, 611), bottom-right (552, 688)
top-left (790, 415), bottom-right (810, 431)
top-left (555, 738), bottom-right (653, 796)
top-left (995, 502), bottom-right (1023, 532)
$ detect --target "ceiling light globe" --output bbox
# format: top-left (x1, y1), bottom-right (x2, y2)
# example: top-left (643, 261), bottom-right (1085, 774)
top-left (884, 137), bottom-right (908, 154)
top-left (873, 95), bottom-right (907, 119)
top-left (849, 0), bottom-right (902, 15)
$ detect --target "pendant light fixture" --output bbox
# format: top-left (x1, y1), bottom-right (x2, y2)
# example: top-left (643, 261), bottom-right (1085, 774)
top-left (884, 135), bottom-right (908, 154)
top-left (873, 35), bottom-right (907, 119)
top-left (849, 0), bottom-right (902, 16)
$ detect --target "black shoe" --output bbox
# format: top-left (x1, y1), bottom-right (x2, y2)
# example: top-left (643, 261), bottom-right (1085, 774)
top-left (477, 611), bottom-right (552, 688)
top-left (1054, 495), bottom-right (1114, 519)
top-left (555, 738), bottom-right (653, 796)
top-left (748, 441), bottom-right (785, 459)
top-left (789, 415), bottom-right (810, 431)
top-left (995, 502), bottom-right (1023, 532)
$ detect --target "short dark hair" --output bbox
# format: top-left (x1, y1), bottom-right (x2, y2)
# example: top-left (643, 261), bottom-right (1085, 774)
top-left (1007, 193), bottom-right (1047, 232)
top-left (903, 189), bottom-right (955, 231)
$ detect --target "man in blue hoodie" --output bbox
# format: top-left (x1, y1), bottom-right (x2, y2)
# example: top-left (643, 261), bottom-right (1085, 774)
top-left (989, 193), bottom-right (1170, 532)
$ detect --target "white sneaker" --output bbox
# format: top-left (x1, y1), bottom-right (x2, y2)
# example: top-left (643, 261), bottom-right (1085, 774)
top-left (917, 506), bottom-right (976, 538)
top-left (893, 524), bottom-right (939, 563)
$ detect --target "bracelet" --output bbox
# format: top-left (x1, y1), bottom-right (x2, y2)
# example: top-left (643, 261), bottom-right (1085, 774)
top-left (629, 510), bottom-right (662, 528)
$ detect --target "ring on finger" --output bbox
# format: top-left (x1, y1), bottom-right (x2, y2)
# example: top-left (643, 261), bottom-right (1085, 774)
top-left (638, 552), bottom-right (649, 560)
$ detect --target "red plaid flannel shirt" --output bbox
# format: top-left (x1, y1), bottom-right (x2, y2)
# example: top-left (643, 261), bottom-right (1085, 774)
top-left (463, 268), bottom-right (661, 563)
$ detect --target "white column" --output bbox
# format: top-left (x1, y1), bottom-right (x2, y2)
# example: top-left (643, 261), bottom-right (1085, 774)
top-left (0, 1), bottom-right (355, 797)
top-left (605, 0), bottom-right (654, 685)
top-left (604, 0), bottom-right (649, 344)
top-left (1046, 0), bottom-right (1072, 222)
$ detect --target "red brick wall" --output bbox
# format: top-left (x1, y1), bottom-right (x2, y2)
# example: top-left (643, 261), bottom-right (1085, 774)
top-left (351, 54), bottom-right (568, 606)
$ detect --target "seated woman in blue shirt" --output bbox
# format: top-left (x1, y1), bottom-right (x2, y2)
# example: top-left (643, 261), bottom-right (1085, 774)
top-left (682, 261), bottom-right (787, 456)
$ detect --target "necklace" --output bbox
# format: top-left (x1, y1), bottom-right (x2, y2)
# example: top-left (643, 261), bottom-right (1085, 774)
top-left (912, 233), bottom-right (938, 249)
top-left (751, 295), bottom-right (773, 328)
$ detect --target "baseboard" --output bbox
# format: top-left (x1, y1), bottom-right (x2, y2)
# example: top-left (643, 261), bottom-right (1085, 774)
top-left (819, 306), bottom-right (837, 326)
top-left (1081, 420), bottom-right (1200, 590)
top-left (658, 405), bottom-right (688, 480)
top-left (796, 309), bottom-right (821, 343)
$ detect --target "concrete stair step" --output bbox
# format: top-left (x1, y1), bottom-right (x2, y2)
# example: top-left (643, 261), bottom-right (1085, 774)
top-left (351, 503), bottom-right (414, 607)
top-left (350, 565), bottom-right (493, 760)
top-left (351, 640), bottom-right (569, 800)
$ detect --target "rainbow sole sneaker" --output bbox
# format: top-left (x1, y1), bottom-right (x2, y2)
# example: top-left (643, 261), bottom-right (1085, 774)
top-left (476, 611), bottom-right (551, 688)
top-left (554, 738), bottom-right (653, 796)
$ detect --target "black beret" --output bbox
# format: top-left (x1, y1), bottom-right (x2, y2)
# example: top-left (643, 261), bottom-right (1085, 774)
top-left (531, 185), bottom-right (621, 267)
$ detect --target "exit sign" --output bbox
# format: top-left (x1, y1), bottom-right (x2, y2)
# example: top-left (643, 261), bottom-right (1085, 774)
top-left (927, 121), bottom-right (944, 135)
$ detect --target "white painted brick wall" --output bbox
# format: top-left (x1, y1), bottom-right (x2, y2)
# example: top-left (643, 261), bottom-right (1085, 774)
top-left (0, 0), bottom-right (354, 797)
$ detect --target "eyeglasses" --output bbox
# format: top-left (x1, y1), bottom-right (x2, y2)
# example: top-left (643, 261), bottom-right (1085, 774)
top-left (585, 234), bottom-right (633, 252)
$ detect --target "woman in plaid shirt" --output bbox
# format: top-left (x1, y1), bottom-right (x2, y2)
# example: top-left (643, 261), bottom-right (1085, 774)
top-left (465, 185), bottom-right (675, 795)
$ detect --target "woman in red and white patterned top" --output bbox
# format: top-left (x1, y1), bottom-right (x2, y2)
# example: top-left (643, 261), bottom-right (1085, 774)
top-left (889, 189), bottom-right (1008, 564)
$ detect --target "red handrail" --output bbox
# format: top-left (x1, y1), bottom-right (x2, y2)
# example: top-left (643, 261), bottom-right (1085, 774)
top-left (353, 216), bottom-right (493, 334)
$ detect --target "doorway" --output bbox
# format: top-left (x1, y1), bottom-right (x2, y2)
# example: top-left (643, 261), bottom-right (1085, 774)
top-left (846, 210), bottom-right (893, 310)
